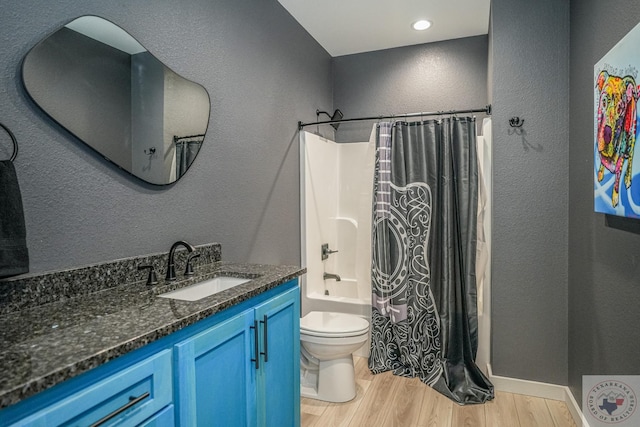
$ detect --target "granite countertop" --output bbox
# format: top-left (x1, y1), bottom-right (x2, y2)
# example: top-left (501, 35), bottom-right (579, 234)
top-left (0, 261), bottom-right (305, 409)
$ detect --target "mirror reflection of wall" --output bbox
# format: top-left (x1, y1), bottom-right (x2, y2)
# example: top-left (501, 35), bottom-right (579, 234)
top-left (164, 71), bottom-right (209, 180)
top-left (131, 51), bottom-right (164, 183)
top-left (22, 16), bottom-right (210, 186)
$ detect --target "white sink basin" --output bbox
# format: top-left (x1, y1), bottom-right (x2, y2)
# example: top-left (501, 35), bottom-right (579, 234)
top-left (158, 276), bottom-right (251, 301)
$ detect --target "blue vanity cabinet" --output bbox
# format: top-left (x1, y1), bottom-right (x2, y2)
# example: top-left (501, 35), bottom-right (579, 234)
top-left (6, 350), bottom-right (173, 427)
top-left (0, 279), bottom-right (300, 427)
top-left (174, 285), bottom-right (300, 427)
top-left (254, 288), bottom-right (300, 427)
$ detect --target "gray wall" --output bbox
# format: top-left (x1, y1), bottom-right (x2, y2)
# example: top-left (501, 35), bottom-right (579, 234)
top-left (0, 0), bottom-right (331, 273)
top-left (569, 0), bottom-right (640, 400)
top-left (490, 0), bottom-right (570, 385)
top-left (333, 36), bottom-right (489, 143)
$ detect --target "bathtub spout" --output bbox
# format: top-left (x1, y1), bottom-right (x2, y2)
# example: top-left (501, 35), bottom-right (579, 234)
top-left (323, 272), bottom-right (341, 281)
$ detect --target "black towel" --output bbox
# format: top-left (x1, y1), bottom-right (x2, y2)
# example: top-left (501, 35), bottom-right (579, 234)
top-left (0, 160), bottom-right (28, 278)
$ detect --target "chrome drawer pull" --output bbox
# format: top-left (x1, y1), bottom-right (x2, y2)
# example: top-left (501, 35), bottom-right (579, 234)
top-left (89, 391), bottom-right (150, 427)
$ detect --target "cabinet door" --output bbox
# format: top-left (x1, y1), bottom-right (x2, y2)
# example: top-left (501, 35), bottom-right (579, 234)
top-left (174, 309), bottom-right (256, 427)
top-left (254, 287), bottom-right (300, 427)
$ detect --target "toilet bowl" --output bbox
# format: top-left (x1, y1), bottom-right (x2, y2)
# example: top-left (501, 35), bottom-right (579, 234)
top-left (300, 311), bottom-right (369, 403)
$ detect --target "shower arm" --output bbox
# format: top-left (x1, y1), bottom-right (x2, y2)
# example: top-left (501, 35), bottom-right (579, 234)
top-left (316, 109), bottom-right (343, 130)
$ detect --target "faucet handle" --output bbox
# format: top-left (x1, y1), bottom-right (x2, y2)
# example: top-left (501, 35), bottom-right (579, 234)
top-left (321, 243), bottom-right (339, 260)
top-left (138, 264), bottom-right (159, 286)
top-left (184, 253), bottom-right (201, 276)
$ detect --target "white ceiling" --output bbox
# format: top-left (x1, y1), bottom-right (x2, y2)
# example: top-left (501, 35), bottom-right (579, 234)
top-left (277, 0), bottom-right (491, 57)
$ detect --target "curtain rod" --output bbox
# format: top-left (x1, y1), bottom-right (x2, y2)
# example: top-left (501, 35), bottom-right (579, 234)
top-left (298, 104), bottom-right (491, 130)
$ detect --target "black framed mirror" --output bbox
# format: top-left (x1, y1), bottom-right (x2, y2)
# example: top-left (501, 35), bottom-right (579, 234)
top-left (22, 16), bottom-right (210, 185)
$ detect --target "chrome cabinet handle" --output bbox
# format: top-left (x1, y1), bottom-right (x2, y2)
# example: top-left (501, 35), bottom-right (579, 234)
top-left (89, 391), bottom-right (150, 427)
top-left (250, 320), bottom-right (260, 370)
top-left (260, 315), bottom-right (268, 363)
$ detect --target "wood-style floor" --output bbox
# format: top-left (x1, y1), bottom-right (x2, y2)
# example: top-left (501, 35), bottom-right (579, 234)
top-left (301, 357), bottom-right (577, 427)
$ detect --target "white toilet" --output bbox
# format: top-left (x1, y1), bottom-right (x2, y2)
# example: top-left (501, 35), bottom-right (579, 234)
top-left (299, 311), bottom-right (370, 403)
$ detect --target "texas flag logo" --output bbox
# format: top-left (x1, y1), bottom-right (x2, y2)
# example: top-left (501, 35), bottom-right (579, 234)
top-left (598, 391), bottom-right (625, 416)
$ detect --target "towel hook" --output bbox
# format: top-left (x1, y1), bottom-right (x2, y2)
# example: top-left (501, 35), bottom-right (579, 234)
top-left (0, 122), bottom-right (18, 162)
top-left (509, 117), bottom-right (524, 128)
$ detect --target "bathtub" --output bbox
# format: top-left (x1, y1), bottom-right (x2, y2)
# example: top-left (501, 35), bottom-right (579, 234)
top-left (301, 276), bottom-right (371, 357)
top-left (302, 278), bottom-right (370, 316)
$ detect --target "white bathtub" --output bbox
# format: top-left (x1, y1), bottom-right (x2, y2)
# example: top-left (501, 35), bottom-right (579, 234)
top-left (301, 277), bottom-right (371, 357)
top-left (303, 280), bottom-right (370, 316)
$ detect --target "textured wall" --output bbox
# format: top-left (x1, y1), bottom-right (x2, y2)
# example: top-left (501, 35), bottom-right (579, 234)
top-left (0, 0), bottom-right (331, 273)
top-left (332, 36), bottom-right (489, 143)
top-left (490, 0), bottom-right (570, 385)
top-left (569, 1), bottom-right (640, 401)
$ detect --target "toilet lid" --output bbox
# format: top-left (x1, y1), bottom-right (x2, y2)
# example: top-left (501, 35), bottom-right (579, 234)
top-left (300, 311), bottom-right (369, 337)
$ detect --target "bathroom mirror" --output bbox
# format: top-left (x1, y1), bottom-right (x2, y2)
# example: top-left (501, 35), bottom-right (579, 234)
top-left (22, 16), bottom-right (210, 185)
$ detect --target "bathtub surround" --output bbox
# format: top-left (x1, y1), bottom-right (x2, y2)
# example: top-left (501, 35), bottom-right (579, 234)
top-left (0, 242), bottom-right (304, 408)
top-left (300, 131), bottom-right (373, 344)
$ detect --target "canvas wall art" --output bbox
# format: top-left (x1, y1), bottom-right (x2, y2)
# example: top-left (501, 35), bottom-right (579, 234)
top-left (594, 22), bottom-right (640, 218)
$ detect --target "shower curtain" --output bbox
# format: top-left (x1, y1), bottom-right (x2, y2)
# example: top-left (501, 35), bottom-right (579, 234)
top-left (369, 118), bottom-right (494, 404)
top-left (175, 139), bottom-right (202, 178)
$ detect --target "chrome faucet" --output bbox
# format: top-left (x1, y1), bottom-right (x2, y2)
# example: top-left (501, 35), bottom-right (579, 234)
top-left (166, 240), bottom-right (196, 281)
top-left (323, 272), bottom-right (341, 281)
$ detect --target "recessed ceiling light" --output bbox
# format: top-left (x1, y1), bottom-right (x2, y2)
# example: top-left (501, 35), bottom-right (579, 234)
top-left (412, 20), bottom-right (432, 31)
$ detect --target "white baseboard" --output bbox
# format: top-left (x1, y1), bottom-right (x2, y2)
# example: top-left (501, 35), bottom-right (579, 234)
top-left (487, 364), bottom-right (591, 427)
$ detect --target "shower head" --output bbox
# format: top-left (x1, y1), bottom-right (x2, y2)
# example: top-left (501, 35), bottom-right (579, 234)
top-left (330, 109), bottom-right (343, 130)
top-left (316, 109), bottom-right (344, 130)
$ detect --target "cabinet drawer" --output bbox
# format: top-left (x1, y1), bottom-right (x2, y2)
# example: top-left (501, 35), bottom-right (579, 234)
top-left (138, 404), bottom-right (174, 427)
top-left (12, 350), bottom-right (173, 427)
